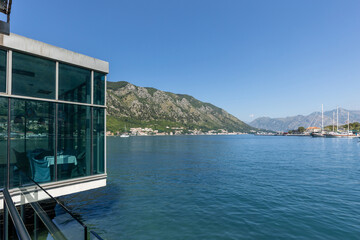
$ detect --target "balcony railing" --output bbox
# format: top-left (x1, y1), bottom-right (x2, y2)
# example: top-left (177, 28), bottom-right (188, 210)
top-left (1, 173), bottom-right (104, 240)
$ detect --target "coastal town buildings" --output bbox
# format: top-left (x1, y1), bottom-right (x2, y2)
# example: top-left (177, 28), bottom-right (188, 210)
top-left (107, 127), bottom-right (247, 136)
top-left (306, 127), bottom-right (321, 133)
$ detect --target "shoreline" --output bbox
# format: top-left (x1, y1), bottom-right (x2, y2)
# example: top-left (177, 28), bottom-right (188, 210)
top-left (107, 133), bottom-right (251, 137)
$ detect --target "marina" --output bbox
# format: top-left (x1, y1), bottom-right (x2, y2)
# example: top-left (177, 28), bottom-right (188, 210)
top-left (256, 105), bottom-right (360, 138)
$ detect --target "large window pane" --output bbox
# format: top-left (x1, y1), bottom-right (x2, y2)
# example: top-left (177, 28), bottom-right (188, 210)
top-left (94, 72), bottom-right (105, 105)
top-left (0, 97), bottom-right (7, 188)
top-left (10, 99), bottom-right (55, 187)
top-left (93, 107), bottom-right (104, 174)
top-left (0, 50), bottom-right (6, 93)
top-left (58, 104), bottom-right (91, 180)
top-left (12, 52), bottom-right (56, 99)
top-left (59, 64), bottom-right (91, 103)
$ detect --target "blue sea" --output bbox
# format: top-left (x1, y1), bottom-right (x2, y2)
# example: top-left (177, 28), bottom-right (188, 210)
top-left (62, 135), bottom-right (360, 239)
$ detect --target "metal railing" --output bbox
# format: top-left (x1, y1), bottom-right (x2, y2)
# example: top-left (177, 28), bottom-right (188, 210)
top-left (90, 230), bottom-right (105, 240)
top-left (2, 188), bottom-right (31, 240)
top-left (20, 175), bottom-right (88, 239)
top-left (1, 173), bottom-right (104, 240)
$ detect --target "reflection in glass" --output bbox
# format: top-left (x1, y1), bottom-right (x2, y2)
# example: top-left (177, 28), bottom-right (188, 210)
top-left (93, 108), bottom-right (104, 174)
top-left (0, 97), bottom-right (7, 188)
top-left (10, 99), bottom-right (55, 187)
top-left (12, 51), bottom-right (56, 99)
top-left (94, 72), bottom-right (105, 105)
top-left (59, 63), bottom-right (91, 103)
top-left (58, 104), bottom-right (91, 180)
top-left (0, 50), bottom-right (6, 93)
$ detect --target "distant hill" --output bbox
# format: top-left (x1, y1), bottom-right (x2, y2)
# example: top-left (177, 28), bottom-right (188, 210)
top-left (249, 108), bottom-right (360, 131)
top-left (106, 81), bottom-right (256, 133)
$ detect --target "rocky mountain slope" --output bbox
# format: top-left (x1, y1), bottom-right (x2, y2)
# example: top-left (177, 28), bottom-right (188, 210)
top-left (249, 108), bottom-right (360, 131)
top-left (106, 81), bottom-right (255, 133)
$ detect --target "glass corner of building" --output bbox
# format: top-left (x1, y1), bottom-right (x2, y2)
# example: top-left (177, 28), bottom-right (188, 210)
top-left (0, 49), bottom-right (106, 189)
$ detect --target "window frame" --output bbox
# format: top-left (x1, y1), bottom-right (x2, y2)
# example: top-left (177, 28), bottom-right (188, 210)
top-left (0, 49), bottom-right (7, 94)
top-left (11, 51), bottom-right (57, 99)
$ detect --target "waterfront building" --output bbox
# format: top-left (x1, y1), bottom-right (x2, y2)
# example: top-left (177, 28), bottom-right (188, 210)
top-left (306, 127), bottom-right (321, 133)
top-left (0, 33), bottom-right (108, 206)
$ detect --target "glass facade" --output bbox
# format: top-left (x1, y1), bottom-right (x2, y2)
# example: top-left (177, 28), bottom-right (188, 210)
top-left (12, 51), bottom-right (56, 99)
top-left (0, 97), bottom-right (7, 188)
top-left (94, 72), bottom-right (105, 105)
top-left (0, 50), bottom-right (106, 189)
top-left (59, 63), bottom-right (91, 103)
top-left (58, 104), bottom-right (91, 180)
top-left (93, 108), bottom-right (105, 174)
top-left (10, 99), bottom-right (55, 187)
top-left (0, 50), bottom-right (6, 93)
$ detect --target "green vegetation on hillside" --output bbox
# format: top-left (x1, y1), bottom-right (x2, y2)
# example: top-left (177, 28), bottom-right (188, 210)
top-left (106, 81), bottom-right (129, 90)
top-left (106, 81), bottom-right (256, 134)
top-left (107, 116), bottom-right (194, 133)
top-left (324, 122), bottom-right (360, 131)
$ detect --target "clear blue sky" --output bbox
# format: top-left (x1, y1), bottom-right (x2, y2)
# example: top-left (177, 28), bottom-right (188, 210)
top-left (10, 0), bottom-right (360, 122)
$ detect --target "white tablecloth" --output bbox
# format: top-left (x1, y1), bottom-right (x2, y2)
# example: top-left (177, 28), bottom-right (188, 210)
top-left (44, 155), bottom-right (77, 167)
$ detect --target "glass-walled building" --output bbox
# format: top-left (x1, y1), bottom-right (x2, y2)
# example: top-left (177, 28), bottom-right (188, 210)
top-left (0, 33), bottom-right (108, 201)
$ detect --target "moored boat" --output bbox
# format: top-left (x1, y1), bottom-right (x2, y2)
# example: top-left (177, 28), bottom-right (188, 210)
top-left (325, 112), bottom-right (359, 138)
top-left (311, 132), bottom-right (325, 137)
top-left (325, 132), bottom-right (359, 138)
top-left (311, 104), bottom-right (325, 137)
top-left (120, 124), bottom-right (130, 137)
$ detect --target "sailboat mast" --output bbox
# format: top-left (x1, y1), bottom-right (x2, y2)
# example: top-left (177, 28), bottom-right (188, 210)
top-left (348, 112), bottom-right (350, 133)
top-left (337, 107), bottom-right (339, 131)
top-left (321, 104), bottom-right (324, 132)
top-left (332, 111), bottom-right (335, 132)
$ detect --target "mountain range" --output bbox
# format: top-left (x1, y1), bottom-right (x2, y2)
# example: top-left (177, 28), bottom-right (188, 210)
top-left (106, 81), bottom-right (256, 133)
top-left (249, 108), bottom-right (360, 132)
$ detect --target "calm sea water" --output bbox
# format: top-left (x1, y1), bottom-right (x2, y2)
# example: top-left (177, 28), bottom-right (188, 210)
top-left (62, 135), bottom-right (360, 239)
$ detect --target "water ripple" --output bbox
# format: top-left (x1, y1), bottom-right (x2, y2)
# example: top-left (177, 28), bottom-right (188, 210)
top-left (62, 136), bottom-right (360, 239)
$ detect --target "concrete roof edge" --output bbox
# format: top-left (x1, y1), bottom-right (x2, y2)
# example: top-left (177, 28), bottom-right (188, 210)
top-left (0, 33), bottom-right (109, 73)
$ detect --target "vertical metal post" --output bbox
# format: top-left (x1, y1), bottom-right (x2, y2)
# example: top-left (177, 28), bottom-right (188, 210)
top-left (24, 101), bottom-right (27, 153)
top-left (33, 214), bottom-right (38, 240)
top-left (7, 98), bottom-right (10, 189)
top-left (6, 0), bottom-right (12, 23)
top-left (55, 63), bottom-right (59, 180)
top-left (91, 71), bottom-right (94, 105)
top-left (54, 104), bottom-right (58, 181)
top-left (104, 75), bottom-right (107, 174)
top-left (55, 63), bottom-right (59, 179)
top-left (6, 50), bottom-right (11, 188)
top-left (90, 107), bottom-right (93, 175)
top-left (84, 225), bottom-right (88, 240)
top-left (55, 62), bottom-right (59, 100)
top-left (20, 193), bottom-right (25, 222)
top-left (90, 71), bottom-right (95, 176)
top-left (6, 50), bottom-right (12, 95)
